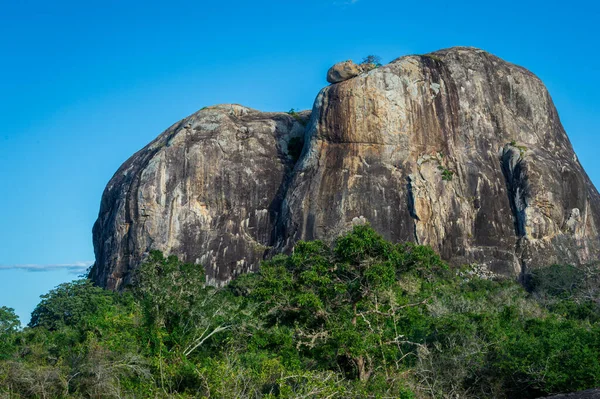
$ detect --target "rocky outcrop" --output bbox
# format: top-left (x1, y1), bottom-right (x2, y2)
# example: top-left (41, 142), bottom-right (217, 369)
top-left (281, 47), bottom-right (600, 276)
top-left (90, 105), bottom-right (308, 289)
top-left (91, 47), bottom-right (600, 289)
top-left (327, 60), bottom-right (372, 84)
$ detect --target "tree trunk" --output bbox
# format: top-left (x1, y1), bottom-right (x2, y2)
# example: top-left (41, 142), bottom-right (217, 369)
top-left (356, 355), bottom-right (372, 382)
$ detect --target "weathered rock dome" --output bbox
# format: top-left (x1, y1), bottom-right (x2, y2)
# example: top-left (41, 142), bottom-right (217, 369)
top-left (91, 47), bottom-right (600, 290)
top-left (91, 105), bottom-right (309, 289)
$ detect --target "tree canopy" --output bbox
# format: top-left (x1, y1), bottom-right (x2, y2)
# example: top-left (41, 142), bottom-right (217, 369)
top-left (2, 226), bottom-right (600, 398)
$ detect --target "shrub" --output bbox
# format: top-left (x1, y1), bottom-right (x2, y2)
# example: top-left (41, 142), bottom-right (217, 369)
top-left (287, 136), bottom-right (304, 163)
top-left (361, 55), bottom-right (383, 68)
top-left (287, 108), bottom-right (307, 126)
top-left (437, 165), bottom-right (454, 181)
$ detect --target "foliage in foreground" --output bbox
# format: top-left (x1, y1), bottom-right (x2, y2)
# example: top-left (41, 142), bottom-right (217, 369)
top-left (1, 226), bottom-right (600, 398)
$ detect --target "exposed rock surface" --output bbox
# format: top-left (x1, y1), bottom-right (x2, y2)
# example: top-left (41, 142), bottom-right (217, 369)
top-left (280, 47), bottom-right (600, 277)
top-left (91, 47), bottom-right (600, 289)
top-left (543, 389), bottom-right (600, 398)
top-left (327, 60), bottom-right (369, 83)
top-left (91, 105), bottom-right (308, 289)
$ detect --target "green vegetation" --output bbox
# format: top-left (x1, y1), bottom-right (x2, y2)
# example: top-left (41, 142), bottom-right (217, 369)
top-left (434, 152), bottom-right (454, 181)
top-left (509, 140), bottom-right (528, 157)
top-left (2, 227), bottom-right (600, 398)
top-left (437, 165), bottom-right (454, 181)
top-left (423, 54), bottom-right (443, 63)
top-left (0, 307), bottom-right (20, 360)
top-left (287, 136), bottom-right (304, 163)
top-left (287, 108), bottom-right (307, 126)
top-left (360, 55), bottom-right (383, 70)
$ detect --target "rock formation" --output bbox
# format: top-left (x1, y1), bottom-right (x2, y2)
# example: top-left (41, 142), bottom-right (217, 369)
top-left (91, 105), bottom-right (308, 289)
top-left (91, 47), bottom-right (600, 289)
top-left (327, 60), bottom-right (369, 84)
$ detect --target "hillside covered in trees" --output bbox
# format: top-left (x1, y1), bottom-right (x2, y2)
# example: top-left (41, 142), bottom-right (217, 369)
top-left (2, 226), bottom-right (600, 398)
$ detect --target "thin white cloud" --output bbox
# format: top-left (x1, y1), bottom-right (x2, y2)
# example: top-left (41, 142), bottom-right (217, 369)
top-left (0, 261), bottom-right (94, 274)
top-left (333, 0), bottom-right (359, 6)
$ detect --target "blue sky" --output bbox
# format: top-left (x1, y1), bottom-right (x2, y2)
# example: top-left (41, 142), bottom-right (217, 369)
top-left (1, 0), bottom-right (599, 324)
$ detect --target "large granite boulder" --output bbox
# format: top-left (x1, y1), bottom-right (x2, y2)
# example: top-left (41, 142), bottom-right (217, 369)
top-left (91, 47), bottom-right (600, 289)
top-left (281, 47), bottom-right (600, 276)
top-left (327, 60), bottom-right (365, 83)
top-left (90, 105), bottom-right (308, 289)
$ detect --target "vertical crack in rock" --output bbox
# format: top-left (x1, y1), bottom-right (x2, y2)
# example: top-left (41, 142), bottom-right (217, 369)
top-left (500, 145), bottom-right (530, 237)
top-left (269, 114), bottom-right (311, 257)
top-left (500, 144), bottom-right (531, 280)
top-left (406, 176), bottom-right (420, 244)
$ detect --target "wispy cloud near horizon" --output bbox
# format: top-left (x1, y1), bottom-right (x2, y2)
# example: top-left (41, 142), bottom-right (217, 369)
top-left (0, 261), bottom-right (94, 274)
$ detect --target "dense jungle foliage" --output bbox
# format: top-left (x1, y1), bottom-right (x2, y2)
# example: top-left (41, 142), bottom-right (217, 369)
top-left (2, 225), bottom-right (600, 398)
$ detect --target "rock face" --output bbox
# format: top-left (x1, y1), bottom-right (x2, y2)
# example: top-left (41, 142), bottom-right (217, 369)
top-left (91, 47), bottom-right (600, 289)
top-left (91, 105), bottom-right (308, 289)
